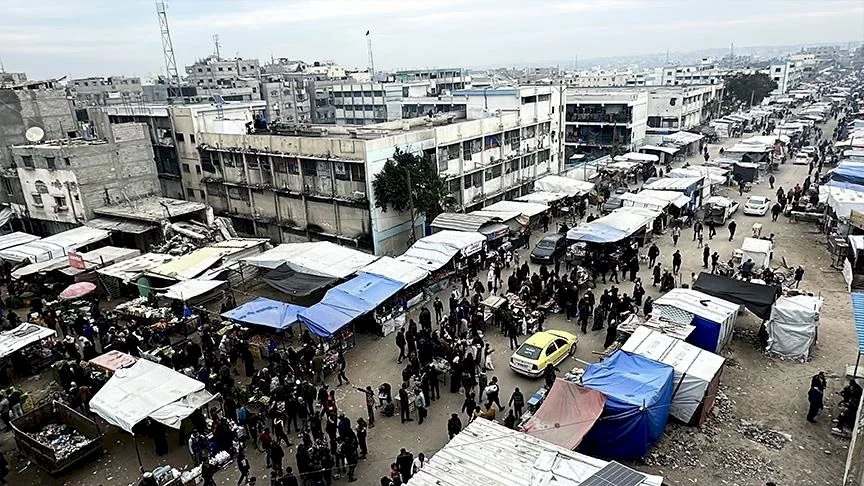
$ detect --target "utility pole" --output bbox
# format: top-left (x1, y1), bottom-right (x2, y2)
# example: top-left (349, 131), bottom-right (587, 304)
top-left (213, 34), bottom-right (221, 59)
top-left (366, 30), bottom-right (375, 78)
top-left (406, 168), bottom-right (416, 245)
top-left (156, 0), bottom-right (181, 99)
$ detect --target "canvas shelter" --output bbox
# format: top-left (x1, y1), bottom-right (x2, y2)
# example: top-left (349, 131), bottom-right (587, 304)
top-left (0, 226), bottom-right (110, 263)
top-left (579, 351), bottom-right (674, 461)
top-left (566, 207), bottom-right (660, 244)
top-left (431, 212), bottom-right (493, 233)
top-left (765, 295), bottom-right (823, 360)
top-left (533, 175), bottom-right (595, 196)
top-left (652, 288), bottom-right (739, 353)
top-left (515, 192), bottom-right (568, 204)
top-left (359, 256), bottom-right (429, 287)
top-left (397, 230), bottom-right (485, 272)
top-left (0, 232), bottom-right (38, 251)
top-left (262, 264), bottom-right (338, 297)
top-left (221, 297), bottom-right (307, 331)
top-left (740, 237), bottom-right (773, 270)
top-left (482, 200), bottom-right (549, 222)
top-left (160, 279), bottom-right (227, 304)
top-left (299, 273), bottom-right (404, 337)
top-left (522, 378), bottom-right (606, 450)
top-left (692, 272), bottom-right (779, 320)
top-left (243, 241), bottom-right (378, 278)
top-left (0, 323), bottom-right (56, 359)
top-left (621, 326), bottom-right (725, 426)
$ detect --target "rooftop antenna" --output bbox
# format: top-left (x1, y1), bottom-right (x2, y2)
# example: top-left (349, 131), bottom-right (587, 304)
top-left (730, 42), bottom-right (735, 62)
top-left (213, 34), bottom-right (221, 60)
top-left (366, 30), bottom-right (375, 78)
top-left (0, 57), bottom-right (5, 72)
top-left (156, 0), bottom-right (181, 99)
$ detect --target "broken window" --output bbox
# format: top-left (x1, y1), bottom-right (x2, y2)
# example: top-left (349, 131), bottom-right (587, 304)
top-left (34, 181), bottom-right (49, 193)
top-left (21, 155), bottom-right (34, 168)
top-left (334, 162), bottom-right (348, 181)
top-left (485, 165), bottom-right (502, 181)
top-left (301, 159), bottom-right (317, 176)
top-left (45, 157), bottom-right (56, 170)
top-left (54, 196), bottom-right (66, 208)
top-left (31, 193), bottom-right (43, 206)
top-left (349, 163), bottom-right (365, 182)
top-left (200, 151), bottom-right (217, 172)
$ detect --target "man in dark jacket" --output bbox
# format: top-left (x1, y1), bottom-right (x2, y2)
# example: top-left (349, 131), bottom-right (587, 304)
top-left (396, 448), bottom-right (414, 483)
top-left (508, 387), bottom-right (525, 417)
top-left (447, 413), bottom-right (462, 439)
top-left (807, 382), bottom-right (824, 423)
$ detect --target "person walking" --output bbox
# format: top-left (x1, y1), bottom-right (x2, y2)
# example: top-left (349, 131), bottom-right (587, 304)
top-left (708, 224), bottom-right (716, 240)
top-left (771, 202), bottom-right (782, 222)
top-left (672, 250), bottom-right (682, 275)
top-left (769, 174), bottom-right (775, 189)
top-left (485, 377), bottom-right (503, 410)
top-left (807, 381), bottom-right (824, 423)
top-left (507, 320), bottom-right (519, 350)
top-left (711, 251), bottom-right (720, 274)
top-left (433, 297), bottom-right (444, 324)
top-left (793, 266), bottom-right (805, 288)
top-left (671, 226), bottom-right (681, 246)
top-left (395, 329), bottom-right (407, 364)
top-left (398, 383), bottom-right (412, 423)
top-left (693, 221), bottom-right (703, 241)
top-left (647, 243), bottom-right (660, 268)
top-left (702, 245), bottom-right (710, 269)
top-left (447, 413), bottom-right (462, 439)
top-left (356, 417), bottom-right (368, 458)
top-left (508, 387), bottom-right (525, 418)
top-left (728, 220), bottom-right (737, 241)
top-left (415, 389), bottom-right (427, 425)
top-left (336, 350), bottom-right (349, 386)
top-left (396, 448), bottom-right (414, 483)
top-left (236, 450), bottom-right (251, 486)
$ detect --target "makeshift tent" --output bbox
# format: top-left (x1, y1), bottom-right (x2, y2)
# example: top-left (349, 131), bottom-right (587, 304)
top-left (740, 237), bottom-right (773, 270)
top-left (515, 192), bottom-right (568, 204)
top-left (522, 379), bottom-right (605, 450)
top-left (643, 176), bottom-right (702, 192)
top-left (397, 230), bottom-right (485, 272)
top-left (97, 253), bottom-right (175, 284)
top-left (765, 295), bottom-right (823, 360)
top-left (830, 165), bottom-right (864, 186)
top-left (89, 359), bottom-right (213, 433)
top-left (636, 190), bottom-right (691, 208)
top-left (579, 351), bottom-right (674, 461)
top-left (692, 272), bottom-right (779, 320)
top-left (60, 247), bottom-right (141, 277)
top-left (482, 200), bottom-right (549, 220)
top-left (359, 256), bottom-right (429, 287)
top-left (652, 288), bottom-right (739, 353)
top-left (0, 226), bottom-right (110, 263)
top-left (263, 264), bottom-right (338, 297)
top-left (221, 297), bottom-right (306, 331)
top-left (732, 162), bottom-right (760, 183)
top-left (161, 279), bottom-right (227, 303)
top-left (566, 208), bottom-right (659, 243)
top-left (89, 350), bottom-right (137, 373)
top-left (0, 323), bottom-right (56, 359)
top-left (621, 326), bottom-right (725, 426)
top-left (299, 273), bottom-right (405, 337)
top-left (618, 192), bottom-right (672, 212)
top-left (615, 152), bottom-right (659, 163)
top-left (431, 213), bottom-right (493, 233)
top-left (533, 175), bottom-right (595, 196)
top-left (11, 256), bottom-right (70, 279)
top-left (148, 245), bottom-right (248, 280)
top-left (0, 232), bottom-right (38, 251)
top-left (243, 241), bottom-right (377, 278)
top-left (823, 184), bottom-right (864, 219)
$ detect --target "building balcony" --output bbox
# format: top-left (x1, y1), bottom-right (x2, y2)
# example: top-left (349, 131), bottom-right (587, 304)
top-left (565, 112), bottom-right (632, 124)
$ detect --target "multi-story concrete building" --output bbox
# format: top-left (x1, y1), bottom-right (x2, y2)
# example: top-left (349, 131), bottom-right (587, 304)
top-left (645, 84), bottom-right (724, 131)
top-left (185, 56), bottom-right (261, 101)
top-left (70, 76), bottom-right (144, 106)
top-left (0, 72), bottom-right (28, 88)
top-left (261, 79), bottom-right (314, 124)
top-left (768, 61), bottom-right (803, 94)
top-left (562, 88), bottom-right (648, 159)
top-left (98, 101), bottom-right (266, 201)
top-left (5, 123), bottom-right (159, 234)
top-left (0, 79), bottom-right (78, 170)
top-left (196, 92), bottom-right (557, 255)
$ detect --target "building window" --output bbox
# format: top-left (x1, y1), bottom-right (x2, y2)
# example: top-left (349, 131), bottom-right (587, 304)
top-left (187, 188), bottom-right (196, 198)
top-left (775, 67), bottom-right (782, 73)
top-left (195, 164), bottom-right (201, 174)
top-left (63, 157), bottom-right (71, 166)
top-left (200, 189), bottom-right (206, 199)
top-left (31, 193), bottom-right (43, 206)
top-left (228, 187), bottom-right (250, 202)
top-left (349, 163), bottom-right (365, 182)
top-left (34, 180), bottom-right (49, 194)
top-left (301, 160), bottom-right (317, 176)
top-left (21, 155), bottom-right (34, 168)
top-left (190, 134), bottom-right (196, 144)
top-left (183, 163), bottom-right (190, 173)
top-left (200, 151), bottom-right (217, 172)
top-left (54, 196), bottom-right (67, 208)
top-left (175, 133), bottom-right (185, 142)
top-left (45, 157), bottom-right (56, 170)
top-left (485, 165), bottom-right (502, 181)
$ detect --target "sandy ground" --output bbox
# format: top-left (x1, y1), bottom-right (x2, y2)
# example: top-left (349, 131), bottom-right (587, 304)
top-left (3, 117), bottom-right (854, 486)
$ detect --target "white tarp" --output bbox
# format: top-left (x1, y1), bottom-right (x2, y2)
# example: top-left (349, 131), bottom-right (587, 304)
top-left (148, 389), bottom-right (219, 429)
top-left (397, 230), bottom-right (486, 272)
top-left (533, 176), bottom-right (595, 196)
top-left (766, 295), bottom-right (823, 360)
top-left (0, 323), bottom-right (56, 359)
top-left (98, 253), bottom-right (176, 283)
top-left (0, 226), bottom-right (110, 263)
top-left (619, 192), bottom-right (669, 212)
top-left (741, 237), bottom-right (773, 269)
top-left (243, 241), bottom-right (378, 278)
top-left (11, 256), bottom-right (69, 279)
top-left (0, 232), bottom-right (38, 251)
top-left (89, 359), bottom-right (207, 433)
top-left (161, 279), bottom-right (227, 301)
top-left (483, 200), bottom-right (549, 219)
top-left (664, 131), bottom-right (704, 146)
top-left (637, 190), bottom-right (692, 208)
top-left (622, 326), bottom-right (725, 424)
top-left (640, 144), bottom-right (680, 155)
top-left (824, 185), bottom-right (864, 219)
top-left (516, 192), bottom-right (568, 204)
top-left (653, 288), bottom-right (739, 352)
top-left (643, 177), bottom-right (702, 192)
top-left (360, 256), bottom-right (430, 287)
top-left (668, 167), bottom-right (727, 186)
top-left (615, 152), bottom-right (659, 163)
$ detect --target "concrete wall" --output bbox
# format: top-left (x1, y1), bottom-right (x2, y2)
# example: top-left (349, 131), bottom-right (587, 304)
top-left (0, 88), bottom-right (77, 168)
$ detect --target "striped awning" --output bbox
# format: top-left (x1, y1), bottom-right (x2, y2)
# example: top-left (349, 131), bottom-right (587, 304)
top-left (851, 293), bottom-right (864, 353)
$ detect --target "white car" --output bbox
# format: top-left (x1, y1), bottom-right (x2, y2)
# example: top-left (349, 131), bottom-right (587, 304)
top-left (743, 196), bottom-right (771, 216)
top-left (792, 153), bottom-right (811, 165)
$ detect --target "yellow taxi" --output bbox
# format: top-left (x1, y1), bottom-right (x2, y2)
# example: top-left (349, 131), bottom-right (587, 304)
top-left (509, 329), bottom-right (578, 377)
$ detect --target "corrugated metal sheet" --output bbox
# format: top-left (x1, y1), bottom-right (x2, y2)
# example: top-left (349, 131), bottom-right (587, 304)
top-left (86, 217), bottom-right (157, 234)
top-left (431, 212), bottom-right (491, 232)
top-left (850, 292), bottom-right (864, 353)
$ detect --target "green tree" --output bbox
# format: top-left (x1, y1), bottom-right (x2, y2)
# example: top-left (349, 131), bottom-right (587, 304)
top-left (722, 73), bottom-right (778, 113)
top-left (372, 148), bottom-right (452, 244)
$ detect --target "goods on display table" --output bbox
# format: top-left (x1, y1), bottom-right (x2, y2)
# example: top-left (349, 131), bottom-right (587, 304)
top-left (113, 297), bottom-right (199, 341)
top-left (115, 297), bottom-right (174, 320)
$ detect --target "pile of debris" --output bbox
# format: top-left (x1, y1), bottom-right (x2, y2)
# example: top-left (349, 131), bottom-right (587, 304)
top-left (702, 386), bottom-right (735, 437)
top-left (643, 424), bottom-right (706, 469)
top-left (737, 419), bottom-right (791, 450)
top-left (152, 217), bottom-right (237, 255)
top-left (713, 447), bottom-right (776, 479)
top-left (32, 422), bottom-right (90, 460)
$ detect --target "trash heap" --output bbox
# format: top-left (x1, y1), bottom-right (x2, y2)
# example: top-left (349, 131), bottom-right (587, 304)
top-left (33, 423), bottom-right (90, 460)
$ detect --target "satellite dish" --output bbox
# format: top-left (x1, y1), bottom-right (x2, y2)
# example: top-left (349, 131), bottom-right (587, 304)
top-left (25, 126), bottom-right (45, 143)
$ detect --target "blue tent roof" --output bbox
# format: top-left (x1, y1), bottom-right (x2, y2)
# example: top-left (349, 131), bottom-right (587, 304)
top-left (831, 165), bottom-right (864, 186)
top-left (221, 297), bottom-right (306, 331)
top-left (579, 351), bottom-right (675, 461)
top-left (850, 293), bottom-right (864, 354)
top-left (299, 273), bottom-right (405, 338)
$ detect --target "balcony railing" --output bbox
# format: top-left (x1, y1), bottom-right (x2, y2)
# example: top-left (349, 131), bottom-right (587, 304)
top-left (566, 112), bottom-right (632, 124)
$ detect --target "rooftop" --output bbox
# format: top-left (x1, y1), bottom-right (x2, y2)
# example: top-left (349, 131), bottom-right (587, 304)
top-left (93, 197), bottom-right (207, 223)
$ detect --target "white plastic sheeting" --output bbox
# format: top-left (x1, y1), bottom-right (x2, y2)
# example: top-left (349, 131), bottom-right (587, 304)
top-left (637, 190), bottom-right (692, 208)
top-left (766, 295), bottom-right (823, 360)
top-left (614, 152), bottom-right (659, 163)
top-left (161, 279), bottom-right (227, 301)
top-left (740, 237), bottom-right (773, 270)
top-left (622, 326), bottom-right (725, 424)
top-left (824, 185), bottom-right (864, 219)
top-left (89, 359), bottom-right (209, 433)
top-left (397, 230), bottom-right (486, 272)
top-left (483, 200), bottom-right (549, 219)
top-left (0, 232), bottom-right (38, 251)
top-left (0, 226), bottom-right (110, 263)
top-left (0, 323), bottom-right (56, 359)
top-left (653, 288), bottom-right (739, 353)
top-left (619, 193), bottom-right (671, 212)
top-left (359, 256), bottom-right (430, 287)
top-left (98, 253), bottom-right (176, 283)
top-left (516, 192), bottom-right (569, 204)
top-left (533, 176), bottom-right (595, 196)
top-left (243, 242), bottom-right (378, 278)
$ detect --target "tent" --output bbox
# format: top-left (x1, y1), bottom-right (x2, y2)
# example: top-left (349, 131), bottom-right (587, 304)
top-left (566, 208), bottom-right (659, 243)
top-left (692, 272), bottom-right (779, 320)
top-left (636, 189), bottom-right (692, 209)
top-left (618, 192), bottom-right (672, 212)
top-left (515, 192), bottom-right (568, 204)
top-left (0, 232), bottom-right (38, 251)
top-left (579, 351), bottom-right (674, 461)
top-left (263, 264), bottom-right (338, 297)
top-left (299, 273), bottom-right (405, 337)
top-left (359, 256), bottom-right (429, 287)
top-left (397, 230), bottom-right (486, 272)
top-left (652, 287), bottom-right (739, 353)
top-left (431, 213), bottom-right (493, 233)
top-left (0, 323), bottom-right (56, 359)
top-left (765, 295), bottom-right (823, 360)
top-left (740, 237), bottom-right (773, 270)
top-left (221, 297), bottom-right (307, 331)
top-left (0, 226), bottom-right (110, 263)
top-left (533, 175), bottom-right (595, 196)
top-left (615, 152), bottom-right (659, 163)
top-left (482, 200), bottom-right (549, 221)
top-left (823, 184), bottom-right (864, 219)
top-left (89, 359), bottom-right (214, 433)
top-left (522, 378), bottom-right (605, 450)
top-left (97, 253), bottom-right (175, 284)
top-left (243, 241), bottom-right (378, 278)
top-left (621, 326), bottom-right (725, 426)
top-left (161, 279), bottom-right (227, 303)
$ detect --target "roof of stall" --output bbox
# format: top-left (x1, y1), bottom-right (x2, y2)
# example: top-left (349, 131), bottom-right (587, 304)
top-left (0, 226), bottom-right (110, 263)
top-left (0, 323), bottom-right (56, 359)
top-left (663, 131), bottom-right (704, 145)
top-left (221, 297), bottom-right (306, 330)
top-left (483, 200), bottom-right (549, 218)
top-left (0, 232), bottom-right (39, 251)
top-left (643, 177), bottom-right (703, 192)
top-left (242, 241), bottom-right (378, 278)
top-left (567, 208), bottom-right (660, 243)
top-left (533, 175), bottom-right (595, 196)
top-left (515, 192), bottom-right (569, 204)
top-left (97, 253), bottom-right (176, 283)
top-left (299, 273), bottom-right (405, 337)
top-left (397, 230), bottom-right (486, 272)
top-left (359, 256), bottom-right (429, 287)
top-left (431, 213), bottom-right (493, 232)
top-left (639, 144), bottom-right (680, 155)
top-left (614, 152), bottom-right (659, 163)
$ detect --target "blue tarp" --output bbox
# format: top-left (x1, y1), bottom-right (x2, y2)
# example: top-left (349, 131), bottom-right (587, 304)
top-left (299, 273), bottom-right (405, 338)
top-left (831, 166), bottom-right (864, 186)
top-left (824, 180), bottom-right (864, 193)
top-left (579, 351), bottom-right (675, 461)
top-left (850, 293), bottom-right (864, 354)
top-left (221, 297), bottom-right (306, 331)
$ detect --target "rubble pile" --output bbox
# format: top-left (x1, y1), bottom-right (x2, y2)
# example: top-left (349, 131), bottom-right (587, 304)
top-left (643, 425), bottom-right (705, 469)
top-left (737, 419), bottom-right (790, 450)
top-left (734, 327), bottom-right (764, 349)
top-left (33, 423), bottom-right (90, 460)
top-left (703, 387), bottom-right (735, 437)
top-left (714, 447), bottom-right (775, 479)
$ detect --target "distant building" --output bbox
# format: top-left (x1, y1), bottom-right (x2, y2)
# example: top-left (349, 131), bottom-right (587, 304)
top-left (185, 56), bottom-right (261, 101)
top-left (646, 84), bottom-right (724, 131)
top-left (0, 72), bottom-right (28, 88)
top-left (563, 88), bottom-right (648, 159)
top-left (768, 61), bottom-right (802, 94)
top-left (70, 76), bottom-right (143, 106)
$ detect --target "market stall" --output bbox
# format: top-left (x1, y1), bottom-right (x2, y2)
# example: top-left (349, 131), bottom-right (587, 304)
top-left (621, 326), bottom-right (725, 426)
top-left (642, 176), bottom-right (704, 208)
top-left (161, 279), bottom-right (228, 307)
top-left (97, 253), bottom-right (176, 299)
top-left (692, 272), bottom-right (779, 320)
top-left (221, 297), bottom-right (306, 358)
top-left (521, 378), bottom-right (605, 450)
top-left (0, 226), bottom-right (110, 264)
top-left (532, 175), bottom-right (595, 197)
top-left (739, 237), bottom-right (773, 270)
top-left (397, 230), bottom-right (486, 273)
top-left (89, 350), bottom-right (138, 373)
top-left (566, 207), bottom-right (660, 245)
top-left (242, 241), bottom-right (378, 278)
top-left (652, 288), bottom-right (739, 354)
top-left (0, 323), bottom-right (57, 378)
top-left (765, 295), bottom-right (824, 360)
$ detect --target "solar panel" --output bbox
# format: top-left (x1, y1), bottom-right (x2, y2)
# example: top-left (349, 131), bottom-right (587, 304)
top-left (581, 461), bottom-right (646, 486)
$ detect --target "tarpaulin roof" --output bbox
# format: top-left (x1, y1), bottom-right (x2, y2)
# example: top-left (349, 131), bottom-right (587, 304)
top-left (830, 165), bottom-right (864, 186)
top-left (89, 350), bottom-right (137, 373)
top-left (222, 297), bottom-right (307, 330)
top-left (668, 167), bottom-right (727, 186)
top-left (11, 256), bottom-right (69, 278)
top-left (431, 212), bottom-right (493, 232)
top-left (643, 177), bottom-right (702, 192)
top-left (0, 323), bottom-right (56, 359)
top-left (636, 190), bottom-right (692, 208)
top-left (243, 241), bottom-right (378, 278)
top-left (263, 264), bottom-right (337, 296)
top-left (299, 273), bottom-right (405, 337)
top-left (359, 256), bottom-right (429, 287)
top-left (766, 295), bottom-right (823, 360)
top-left (397, 230), bottom-right (486, 272)
top-left (85, 217), bottom-right (157, 234)
top-left (580, 351), bottom-right (674, 461)
top-left (0, 226), bottom-right (110, 263)
top-left (161, 279), bottom-right (227, 301)
top-left (619, 192), bottom-right (672, 212)
top-left (515, 192), bottom-right (569, 204)
top-left (483, 200), bottom-right (549, 218)
top-left (615, 152), bottom-right (659, 163)
top-left (850, 292), bottom-right (864, 354)
top-left (97, 253), bottom-right (175, 283)
top-left (653, 287), bottom-right (739, 353)
top-left (692, 272), bottom-right (778, 320)
top-left (0, 232), bottom-right (38, 251)
top-left (89, 358), bottom-right (209, 433)
top-left (663, 131), bottom-right (704, 146)
top-left (639, 145), bottom-right (680, 155)
top-left (741, 237), bottom-right (773, 269)
top-left (622, 327), bottom-right (725, 424)
top-left (567, 208), bottom-right (659, 243)
top-left (148, 239), bottom-right (266, 281)
top-left (824, 184), bottom-right (864, 219)
top-left (533, 175), bottom-right (595, 196)
top-left (522, 379), bottom-right (605, 450)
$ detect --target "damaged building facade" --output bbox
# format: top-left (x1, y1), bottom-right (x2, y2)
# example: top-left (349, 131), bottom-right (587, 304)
top-left (196, 85), bottom-right (558, 255)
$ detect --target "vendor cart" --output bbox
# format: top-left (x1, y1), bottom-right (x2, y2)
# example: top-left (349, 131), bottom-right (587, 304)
top-left (12, 401), bottom-right (104, 475)
top-left (481, 295), bottom-right (508, 327)
top-left (565, 242), bottom-right (588, 268)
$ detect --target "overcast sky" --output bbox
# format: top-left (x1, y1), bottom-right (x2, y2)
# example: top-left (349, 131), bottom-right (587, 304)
top-left (2, 0), bottom-right (863, 80)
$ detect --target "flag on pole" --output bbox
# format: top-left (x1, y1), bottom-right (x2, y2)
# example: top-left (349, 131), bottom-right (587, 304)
top-left (365, 30), bottom-right (370, 36)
